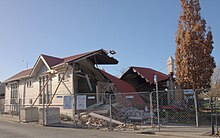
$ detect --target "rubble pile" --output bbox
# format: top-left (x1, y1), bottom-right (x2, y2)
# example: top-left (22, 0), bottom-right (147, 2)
top-left (72, 112), bottom-right (117, 129)
top-left (68, 107), bottom-right (153, 129)
top-left (80, 112), bottom-right (109, 128)
top-left (113, 106), bottom-right (152, 124)
top-left (76, 112), bottom-right (141, 130)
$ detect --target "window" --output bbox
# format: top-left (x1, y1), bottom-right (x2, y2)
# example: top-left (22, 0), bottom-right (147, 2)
top-left (29, 99), bottom-right (32, 104)
top-left (58, 72), bottom-right (67, 82)
top-left (10, 83), bottom-right (18, 104)
top-left (26, 79), bottom-right (33, 88)
top-left (39, 77), bottom-right (42, 104)
top-left (39, 76), bottom-right (51, 104)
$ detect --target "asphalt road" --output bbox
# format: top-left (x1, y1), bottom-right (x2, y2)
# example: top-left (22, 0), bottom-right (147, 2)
top-left (0, 120), bottom-right (169, 138)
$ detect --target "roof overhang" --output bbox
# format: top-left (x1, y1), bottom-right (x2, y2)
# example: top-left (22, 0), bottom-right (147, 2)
top-left (4, 68), bottom-right (33, 83)
top-left (53, 49), bottom-right (118, 68)
top-left (132, 67), bottom-right (151, 83)
top-left (68, 49), bottom-right (118, 65)
top-left (87, 49), bottom-right (118, 65)
top-left (4, 76), bottom-right (28, 83)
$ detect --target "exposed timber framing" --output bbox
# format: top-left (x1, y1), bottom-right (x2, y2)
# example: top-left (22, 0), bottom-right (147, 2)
top-left (72, 63), bottom-right (77, 116)
top-left (47, 67), bottom-right (69, 108)
top-left (61, 81), bottom-right (72, 95)
top-left (31, 74), bottom-right (53, 107)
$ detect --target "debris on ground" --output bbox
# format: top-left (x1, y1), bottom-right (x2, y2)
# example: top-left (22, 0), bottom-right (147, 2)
top-left (61, 104), bottom-right (154, 130)
top-left (113, 106), bottom-right (153, 125)
top-left (66, 111), bottom-right (143, 131)
top-left (69, 112), bottom-right (124, 129)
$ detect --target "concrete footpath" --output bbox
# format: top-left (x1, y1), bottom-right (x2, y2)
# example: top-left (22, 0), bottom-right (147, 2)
top-left (0, 114), bottom-right (217, 138)
top-left (154, 127), bottom-right (217, 138)
top-left (0, 113), bottom-right (19, 122)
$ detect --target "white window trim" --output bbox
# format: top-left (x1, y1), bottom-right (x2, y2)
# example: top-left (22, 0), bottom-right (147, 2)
top-left (27, 79), bottom-right (33, 88)
top-left (58, 72), bottom-right (68, 82)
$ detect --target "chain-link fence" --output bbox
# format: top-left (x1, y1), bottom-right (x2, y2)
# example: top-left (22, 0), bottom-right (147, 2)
top-left (4, 98), bottom-right (20, 116)
top-left (108, 89), bottom-right (220, 131)
top-left (153, 90), bottom-right (196, 127)
top-left (1, 88), bottom-right (220, 132)
top-left (109, 90), bottom-right (197, 130)
top-left (196, 88), bottom-right (220, 129)
top-left (109, 92), bottom-right (152, 129)
top-left (0, 99), bottom-right (5, 114)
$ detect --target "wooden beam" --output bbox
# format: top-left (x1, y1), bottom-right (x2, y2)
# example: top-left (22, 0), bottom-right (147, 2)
top-left (88, 112), bottom-right (123, 125)
top-left (47, 67), bottom-right (69, 108)
top-left (62, 81), bottom-right (72, 95)
top-left (31, 74), bottom-right (53, 107)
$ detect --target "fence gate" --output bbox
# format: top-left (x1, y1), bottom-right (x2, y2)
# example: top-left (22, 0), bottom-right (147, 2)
top-left (152, 90), bottom-right (197, 127)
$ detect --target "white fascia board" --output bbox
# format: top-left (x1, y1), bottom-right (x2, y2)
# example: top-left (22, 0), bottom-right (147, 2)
top-left (132, 68), bottom-right (150, 83)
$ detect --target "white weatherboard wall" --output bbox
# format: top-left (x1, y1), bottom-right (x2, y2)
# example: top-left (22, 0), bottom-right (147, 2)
top-left (25, 67), bottom-right (73, 116)
top-left (24, 77), bottom-right (39, 106)
top-left (4, 64), bottom-right (77, 117)
top-left (50, 67), bottom-right (73, 116)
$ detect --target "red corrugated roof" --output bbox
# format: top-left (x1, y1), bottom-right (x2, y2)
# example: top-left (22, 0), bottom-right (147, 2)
top-left (4, 68), bottom-right (32, 82)
top-left (41, 54), bottom-right (63, 68)
top-left (41, 51), bottom-right (96, 68)
top-left (5, 52), bottom-right (94, 82)
top-left (47, 49), bottom-right (118, 67)
top-left (131, 67), bottom-right (169, 84)
top-left (5, 49), bottom-right (118, 83)
top-left (63, 50), bottom-right (97, 63)
top-left (99, 69), bottom-right (145, 106)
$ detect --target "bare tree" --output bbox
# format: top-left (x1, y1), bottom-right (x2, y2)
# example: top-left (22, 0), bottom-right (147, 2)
top-left (211, 67), bottom-right (220, 86)
top-left (207, 67), bottom-right (220, 97)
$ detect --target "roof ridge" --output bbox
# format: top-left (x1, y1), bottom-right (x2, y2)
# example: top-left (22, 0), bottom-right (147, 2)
top-left (132, 66), bottom-right (168, 75)
top-left (62, 50), bottom-right (99, 60)
top-left (128, 66), bottom-right (169, 84)
top-left (41, 54), bottom-right (62, 60)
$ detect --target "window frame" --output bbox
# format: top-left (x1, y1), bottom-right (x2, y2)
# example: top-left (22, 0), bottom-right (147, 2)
top-left (58, 72), bottom-right (68, 82)
top-left (26, 79), bottom-right (33, 88)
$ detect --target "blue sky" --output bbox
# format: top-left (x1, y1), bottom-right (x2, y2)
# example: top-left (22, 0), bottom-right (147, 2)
top-left (0, 0), bottom-right (219, 81)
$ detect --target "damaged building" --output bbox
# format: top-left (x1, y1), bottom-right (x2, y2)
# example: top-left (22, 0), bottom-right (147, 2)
top-left (3, 49), bottom-right (119, 116)
top-left (121, 66), bottom-right (169, 106)
top-left (99, 69), bottom-right (145, 108)
top-left (121, 66), bottom-right (184, 107)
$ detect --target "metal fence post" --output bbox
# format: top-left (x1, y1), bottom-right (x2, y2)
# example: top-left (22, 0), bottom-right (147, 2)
top-left (215, 97), bottom-right (218, 133)
top-left (193, 91), bottom-right (199, 127)
top-left (154, 75), bottom-right (160, 132)
top-left (211, 96), bottom-right (215, 135)
top-left (109, 94), bottom-right (112, 130)
top-left (150, 92), bottom-right (153, 127)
